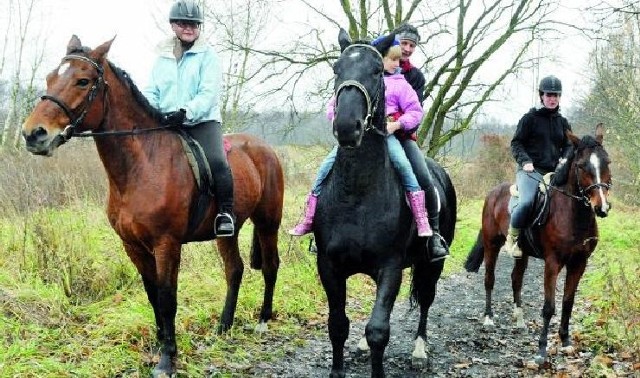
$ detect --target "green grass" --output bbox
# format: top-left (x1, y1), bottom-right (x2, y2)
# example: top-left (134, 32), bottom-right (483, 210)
top-left (0, 144), bottom-right (638, 376)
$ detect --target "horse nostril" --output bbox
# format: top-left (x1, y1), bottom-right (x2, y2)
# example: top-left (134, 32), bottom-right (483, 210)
top-left (24, 126), bottom-right (48, 143)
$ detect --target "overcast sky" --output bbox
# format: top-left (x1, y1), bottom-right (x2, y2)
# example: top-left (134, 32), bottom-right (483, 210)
top-left (2, 0), bottom-right (600, 123)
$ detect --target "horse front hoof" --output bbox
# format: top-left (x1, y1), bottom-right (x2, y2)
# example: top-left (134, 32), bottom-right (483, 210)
top-left (152, 353), bottom-right (176, 378)
top-left (357, 336), bottom-right (370, 352)
top-left (254, 321), bottom-right (268, 334)
top-left (560, 344), bottom-right (575, 355)
top-left (482, 315), bottom-right (495, 328)
top-left (533, 353), bottom-right (546, 366)
top-left (411, 336), bottom-right (428, 360)
top-left (329, 370), bottom-right (346, 378)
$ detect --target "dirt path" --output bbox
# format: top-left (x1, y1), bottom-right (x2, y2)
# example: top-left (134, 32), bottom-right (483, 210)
top-left (248, 253), bottom-right (634, 377)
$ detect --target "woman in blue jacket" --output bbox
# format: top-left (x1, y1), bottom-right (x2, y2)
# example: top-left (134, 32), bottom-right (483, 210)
top-left (143, 0), bottom-right (235, 237)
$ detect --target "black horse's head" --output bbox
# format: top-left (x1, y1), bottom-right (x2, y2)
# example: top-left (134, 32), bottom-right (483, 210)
top-left (331, 29), bottom-right (395, 147)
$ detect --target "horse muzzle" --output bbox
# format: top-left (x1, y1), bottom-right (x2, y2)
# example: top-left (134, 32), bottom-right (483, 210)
top-left (333, 119), bottom-right (364, 148)
top-left (22, 125), bottom-right (66, 156)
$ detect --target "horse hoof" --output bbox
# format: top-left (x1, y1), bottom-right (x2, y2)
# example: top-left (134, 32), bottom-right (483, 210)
top-left (411, 336), bottom-right (428, 359)
top-left (482, 315), bottom-right (495, 328)
top-left (533, 354), bottom-right (546, 365)
top-left (560, 345), bottom-right (575, 355)
top-left (255, 321), bottom-right (268, 334)
top-left (152, 368), bottom-right (175, 378)
top-left (357, 336), bottom-right (370, 352)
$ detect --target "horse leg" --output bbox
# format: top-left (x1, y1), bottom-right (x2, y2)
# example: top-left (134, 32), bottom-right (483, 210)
top-left (558, 259), bottom-right (587, 354)
top-left (367, 267), bottom-right (403, 378)
top-left (411, 260), bottom-right (444, 362)
top-left (255, 229), bottom-right (280, 333)
top-left (536, 259), bottom-right (561, 364)
top-left (125, 241), bottom-right (180, 376)
top-left (318, 266), bottom-right (348, 378)
top-left (511, 256), bottom-right (529, 329)
top-left (216, 237), bottom-right (244, 333)
top-left (483, 246), bottom-right (499, 327)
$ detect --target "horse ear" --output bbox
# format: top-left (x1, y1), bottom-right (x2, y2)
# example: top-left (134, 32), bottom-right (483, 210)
top-left (595, 122), bottom-right (604, 144)
top-left (373, 33), bottom-right (396, 57)
top-left (567, 129), bottom-right (580, 146)
top-left (338, 28), bottom-right (352, 52)
top-left (67, 35), bottom-right (82, 54)
top-left (91, 36), bottom-right (116, 61)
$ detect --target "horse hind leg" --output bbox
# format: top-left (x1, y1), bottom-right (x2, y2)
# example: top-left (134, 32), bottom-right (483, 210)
top-left (216, 237), bottom-right (244, 333)
top-left (482, 241), bottom-right (501, 328)
top-left (410, 258), bottom-right (443, 364)
top-left (511, 256), bottom-right (529, 329)
top-left (252, 227), bottom-right (280, 333)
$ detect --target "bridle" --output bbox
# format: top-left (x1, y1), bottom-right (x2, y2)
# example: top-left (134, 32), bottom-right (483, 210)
top-left (40, 55), bottom-right (109, 142)
top-left (39, 54), bottom-right (173, 142)
top-left (333, 44), bottom-right (385, 135)
top-left (531, 147), bottom-right (612, 206)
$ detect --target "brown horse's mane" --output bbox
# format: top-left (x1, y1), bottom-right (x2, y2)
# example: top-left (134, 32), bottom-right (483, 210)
top-left (68, 46), bottom-right (163, 123)
top-left (106, 61), bottom-right (164, 122)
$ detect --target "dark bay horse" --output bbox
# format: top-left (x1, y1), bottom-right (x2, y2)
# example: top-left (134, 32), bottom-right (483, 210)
top-left (21, 36), bottom-right (284, 377)
top-left (314, 30), bottom-right (456, 378)
top-left (464, 124), bottom-right (611, 364)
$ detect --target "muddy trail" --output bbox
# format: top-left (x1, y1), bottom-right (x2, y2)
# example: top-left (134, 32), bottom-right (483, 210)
top-left (247, 253), bottom-right (636, 377)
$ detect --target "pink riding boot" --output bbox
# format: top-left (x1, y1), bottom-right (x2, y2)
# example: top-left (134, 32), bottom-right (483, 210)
top-left (289, 193), bottom-right (318, 236)
top-left (406, 190), bottom-right (433, 237)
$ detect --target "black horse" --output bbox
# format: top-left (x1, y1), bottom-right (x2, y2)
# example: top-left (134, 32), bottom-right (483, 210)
top-left (313, 29), bottom-right (457, 378)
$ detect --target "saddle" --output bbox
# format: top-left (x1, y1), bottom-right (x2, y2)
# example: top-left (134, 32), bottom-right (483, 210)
top-left (508, 172), bottom-right (554, 258)
top-left (173, 128), bottom-right (232, 235)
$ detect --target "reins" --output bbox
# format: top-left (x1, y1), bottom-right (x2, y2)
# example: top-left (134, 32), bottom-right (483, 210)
top-left (40, 54), bottom-right (174, 141)
top-left (525, 163), bottom-right (612, 207)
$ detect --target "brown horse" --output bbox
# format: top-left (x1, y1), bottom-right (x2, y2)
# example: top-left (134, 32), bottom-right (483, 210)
top-left (464, 124), bottom-right (611, 365)
top-left (21, 35), bottom-right (284, 377)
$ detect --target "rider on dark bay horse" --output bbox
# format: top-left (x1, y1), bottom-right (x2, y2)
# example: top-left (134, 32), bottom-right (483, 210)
top-left (290, 33), bottom-right (449, 262)
top-left (142, 0), bottom-right (235, 236)
top-left (504, 75), bottom-right (574, 257)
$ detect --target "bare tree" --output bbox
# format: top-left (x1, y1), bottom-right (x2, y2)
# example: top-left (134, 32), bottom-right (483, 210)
top-left (578, 1), bottom-right (640, 204)
top-left (0, 0), bottom-right (47, 149)
top-left (241, 0), bottom-right (577, 156)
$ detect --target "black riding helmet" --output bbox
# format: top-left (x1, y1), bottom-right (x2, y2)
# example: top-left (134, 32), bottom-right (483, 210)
top-left (169, 0), bottom-right (203, 24)
top-left (538, 75), bottom-right (562, 95)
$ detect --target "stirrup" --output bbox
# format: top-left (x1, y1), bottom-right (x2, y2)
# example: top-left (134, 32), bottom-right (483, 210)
top-left (215, 212), bottom-right (235, 237)
top-left (428, 233), bottom-right (449, 262)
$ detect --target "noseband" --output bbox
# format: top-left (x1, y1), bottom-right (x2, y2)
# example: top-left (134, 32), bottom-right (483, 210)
top-left (333, 44), bottom-right (384, 134)
top-left (40, 54), bottom-right (108, 142)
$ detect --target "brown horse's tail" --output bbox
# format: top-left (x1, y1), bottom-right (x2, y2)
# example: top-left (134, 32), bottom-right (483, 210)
top-left (464, 230), bottom-right (484, 273)
top-left (250, 228), bottom-right (262, 269)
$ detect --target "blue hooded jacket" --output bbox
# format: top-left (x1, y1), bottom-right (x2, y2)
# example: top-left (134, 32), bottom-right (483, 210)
top-left (143, 36), bottom-right (222, 125)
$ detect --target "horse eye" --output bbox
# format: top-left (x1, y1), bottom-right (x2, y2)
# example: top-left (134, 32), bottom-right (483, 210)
top-left (77, 78), bottom-right (90, 87)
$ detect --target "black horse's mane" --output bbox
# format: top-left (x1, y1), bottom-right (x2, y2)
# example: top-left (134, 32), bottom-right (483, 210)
top-left (67, 46), bottom-right (163, 122)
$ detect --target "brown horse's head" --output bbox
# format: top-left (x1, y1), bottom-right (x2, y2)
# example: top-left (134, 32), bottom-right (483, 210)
top-left (22, 35), bottom-right (114, 156)
top-left (568, 123), bottom-right (612, 217)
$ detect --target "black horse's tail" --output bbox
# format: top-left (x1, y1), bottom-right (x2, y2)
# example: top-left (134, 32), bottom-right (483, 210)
top-left (250, 228), bottom-right (262, 269)
top-left (464, 230), bottom-right (485, 273)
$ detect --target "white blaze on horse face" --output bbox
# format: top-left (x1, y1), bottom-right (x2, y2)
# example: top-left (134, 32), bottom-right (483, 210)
top-left (347, 50), bottom-right (361, 60)
top-left (590, 152), bottom-right (609, 213)
top-left (57, 62), bottom-right (71, 76)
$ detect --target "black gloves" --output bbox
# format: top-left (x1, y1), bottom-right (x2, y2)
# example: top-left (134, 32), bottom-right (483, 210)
top-left (161, 109), bottom-right (187, 126)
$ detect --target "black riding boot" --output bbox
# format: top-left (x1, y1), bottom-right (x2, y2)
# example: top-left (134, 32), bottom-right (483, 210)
top-left (425, 185), bottom-right (449, 262)
top-left (213, 169), bottom-right (235, 237)
top-left (427, 214), bottom-right (449, 262)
